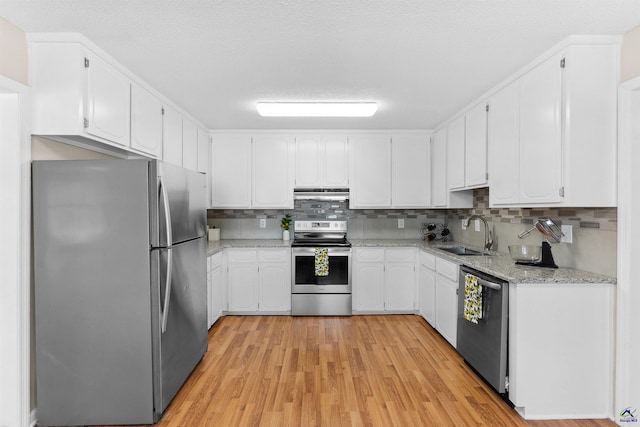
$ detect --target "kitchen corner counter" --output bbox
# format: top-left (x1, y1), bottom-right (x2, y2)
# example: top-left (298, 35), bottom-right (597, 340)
top-left (350, 239), bottom-right (616, 285)
top-left (207, 239), bottom-right (292, 256)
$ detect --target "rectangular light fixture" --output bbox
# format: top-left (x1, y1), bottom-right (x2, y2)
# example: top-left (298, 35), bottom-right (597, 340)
top-left (256, 102), bottom-right (377, 117)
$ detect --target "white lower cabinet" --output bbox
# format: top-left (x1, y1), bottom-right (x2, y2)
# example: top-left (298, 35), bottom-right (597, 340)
top-left (353, 247), bottom-right (416, 313)
top-left (226, 248), bottom-right (290, 314)
top-left (207, 252), bottom-right (223, 328)
top-left (508, 282), bottom-right (614, 419)
top-left (418, 251), bottom-right (436, 326)
top-left (434, 256), bottom-right (459, 348)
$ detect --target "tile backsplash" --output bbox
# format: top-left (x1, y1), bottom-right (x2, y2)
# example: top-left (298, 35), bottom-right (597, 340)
top-left (207, 187), bottom-right (617, 277)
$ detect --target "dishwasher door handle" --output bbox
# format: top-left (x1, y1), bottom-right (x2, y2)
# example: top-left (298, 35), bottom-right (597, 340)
top-left (477, 278), bottom-right (502, 291)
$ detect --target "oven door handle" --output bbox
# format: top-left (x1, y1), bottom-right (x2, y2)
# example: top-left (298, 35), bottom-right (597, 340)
top-left (292, 247), bottom-right (352, 255)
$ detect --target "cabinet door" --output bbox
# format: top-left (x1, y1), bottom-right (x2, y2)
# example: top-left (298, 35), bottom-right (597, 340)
top-left (130, 83), bottom-right (163, 157)
top-left (227, 263), bottom-right (258, 312)
top-left (384, 263), bottom-right (415, 311)
top-left (519, 53), bottom-right (563, 204)
top-left (211, 263), bottom-right (223, 325)
top-left (354, 263), bottom-right (385, 311)
top-left (349, 135), bottom-right (392, 208)
top-left (85, 52), bottom-right (130, 146)
top-left (182, 119), bottom-right (198, 171)
top-left (323, 136), bottom-right (349, 187)
top-left (446, 116), bottom-right (465, 190)
top-left (392, 134), bottom-right (431, 207)
top-left (465, 102), bottom-right (488, 187)
top-left (163, 106), bottom-right (183, 166)
top-left (252, 135), bottom-right (294, 208)
top-left (295, 136), bottom-right (322, 188)
top-left (488, 81), bottom-right (520, 205)
top-left (211, 135), bottom-right (252, 208)
top-left (259, 263), bottom-right (291, 312)
top-left (418, 264), bottom-right (436, 326)
top-left (197, 127), bottom-right (209, 174)
top-left (431, 128), bottom-right (448, 207)
top-left (435, 276), bottom-right (458, 348)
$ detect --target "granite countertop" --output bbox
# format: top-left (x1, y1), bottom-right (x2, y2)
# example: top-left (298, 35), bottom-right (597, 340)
top-left (351, 239), bottom-right (616, 284)
top-left (207, 239), bottom-right (291, 255)
top-left (207, 238), bottom-right (616, 285)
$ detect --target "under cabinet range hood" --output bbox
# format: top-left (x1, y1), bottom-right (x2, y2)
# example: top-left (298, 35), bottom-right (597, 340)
top-left (293, 188), bottom-right (349, 202)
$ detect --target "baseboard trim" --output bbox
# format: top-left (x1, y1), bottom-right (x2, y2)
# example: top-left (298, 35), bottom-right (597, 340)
top-left (30, 409), bottom-right (37, 427)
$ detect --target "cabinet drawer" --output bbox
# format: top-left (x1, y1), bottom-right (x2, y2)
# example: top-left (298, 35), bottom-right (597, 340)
top-left (259, 249), bottom-right (289, 263)
top-left (386, 248), bottom-right (415, 262)
top-left (355, 248), bottom-right (385, 263)
top-left (420, 251), bottom-right (436, 270)
top-left (226, 249), bottom-right (257, 263)
top-left (436, 257), bottom-right (458, 282)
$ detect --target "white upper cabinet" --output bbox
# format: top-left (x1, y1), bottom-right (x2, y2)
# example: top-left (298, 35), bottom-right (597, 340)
top-left (197, 127), bottom-right (210, 174)
top-left (211, 134), bottom-right (252, 208)
top-left (130, 83), bottom-right (163, 158)
top-left (162, 105), bottom-right (183, 166)
top-left (392, 134), bottom-right (431, 208)
top-left (518, 52), bottom-right (563, 204)
top-left (252, 135), bottom-right (294, 208)
top-left (29, 34), bottom-right (206, 161)
top-left (431, 128), bottom-right (448, 207)
top-left (295, 135), bottom-right (349, 188)
top-left (446, 115), bottom-right (465, 190)
top-left (488, 81), bottom-right (520, 205)
top-left (489, 42), bottom-right (618, 207)
top-left (349, 135), bottom-right (392, 208)
top-left (464, 102), bottom-right (488, 188)
top-left (84, 52), bottom-right (131, 147)
top-left (182, 119), bottom-right (198, 171)
top-left (432, 127), bottom-right (473, 209)
top-left (30, 41), bottom-right (131, 150)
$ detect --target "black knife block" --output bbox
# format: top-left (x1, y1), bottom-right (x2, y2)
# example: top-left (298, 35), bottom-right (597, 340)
top-left (516, 241), bottom-right (558, 268)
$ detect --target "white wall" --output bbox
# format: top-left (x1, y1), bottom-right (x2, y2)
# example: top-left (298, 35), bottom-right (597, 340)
top-left (0, 17), bottom-right (31, 427)
top-left (616, 24), bottom-right (640, 426)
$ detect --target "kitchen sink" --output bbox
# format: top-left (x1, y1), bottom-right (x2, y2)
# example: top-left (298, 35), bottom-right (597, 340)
top-left (439, 247), bottom-right (487, 256)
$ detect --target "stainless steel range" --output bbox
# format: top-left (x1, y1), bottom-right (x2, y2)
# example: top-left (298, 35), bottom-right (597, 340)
top-left (291, 220), bottom-right (352, 316)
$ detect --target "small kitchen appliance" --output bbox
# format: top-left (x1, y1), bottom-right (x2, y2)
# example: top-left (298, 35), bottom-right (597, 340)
top-left (513, 218), bottom-right (564, 268)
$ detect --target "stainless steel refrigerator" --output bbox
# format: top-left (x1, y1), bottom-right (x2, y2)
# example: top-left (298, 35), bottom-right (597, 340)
top-left (32, 159), bottom-right (208, 426)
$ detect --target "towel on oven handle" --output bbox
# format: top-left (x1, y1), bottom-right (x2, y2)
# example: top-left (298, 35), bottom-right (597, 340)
top-left (314, 248), bottom-right (329, 276)
top-left (463, 273), bottom-right (483, 324)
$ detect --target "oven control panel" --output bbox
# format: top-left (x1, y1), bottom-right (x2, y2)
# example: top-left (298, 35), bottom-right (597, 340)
top-left (294, 221), bottom-right (347, 232)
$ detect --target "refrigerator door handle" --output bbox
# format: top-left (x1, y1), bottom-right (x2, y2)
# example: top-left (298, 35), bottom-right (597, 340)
top-left (160, 176), bottom-right (174, 333)
top-left (161, 248), bottom-right (173, 333)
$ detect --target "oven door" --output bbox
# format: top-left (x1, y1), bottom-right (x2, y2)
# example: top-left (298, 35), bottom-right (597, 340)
top-left (291, 247), bottom-right (351, 294)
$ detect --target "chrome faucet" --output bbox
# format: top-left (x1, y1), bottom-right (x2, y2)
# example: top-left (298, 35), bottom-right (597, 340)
top-left (463, 215), bottom-right (494, 251)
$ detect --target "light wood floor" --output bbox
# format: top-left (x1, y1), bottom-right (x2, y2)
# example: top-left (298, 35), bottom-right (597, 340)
top-left (113, 315), bottom-right (616, 427)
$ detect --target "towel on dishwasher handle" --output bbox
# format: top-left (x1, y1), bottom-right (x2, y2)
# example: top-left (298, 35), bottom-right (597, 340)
top-left (464, 273), bottom-right (483, 324)
top-left (315, 248), bottom-right (329, 276)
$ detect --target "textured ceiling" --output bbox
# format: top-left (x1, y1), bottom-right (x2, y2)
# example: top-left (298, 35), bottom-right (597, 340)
top-left (2, 0), bottom-right (640, 130)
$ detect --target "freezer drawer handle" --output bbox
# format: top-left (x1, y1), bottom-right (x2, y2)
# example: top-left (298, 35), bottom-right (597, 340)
top-left (160, 176), bottom-right (174, 333)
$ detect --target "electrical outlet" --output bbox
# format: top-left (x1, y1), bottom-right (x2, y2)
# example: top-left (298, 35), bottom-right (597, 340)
top-left (398, 218), bottom-right (405, 229)
top-left (461, 219), bottom-right (467, 230)
top-left (561, 224), bottom-right (573, 243)
top-left (259, 218), bottom-right (266, 228)
top-left (475, 219), bottom-right (481, 232)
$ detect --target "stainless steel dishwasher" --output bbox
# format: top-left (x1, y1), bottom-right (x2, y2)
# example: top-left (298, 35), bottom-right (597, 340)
top-left (456, 266), bottom-right (509, 394)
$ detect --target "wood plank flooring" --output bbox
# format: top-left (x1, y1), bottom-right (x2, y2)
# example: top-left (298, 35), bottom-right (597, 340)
top-left (108, 315), bottom-right (616, 427)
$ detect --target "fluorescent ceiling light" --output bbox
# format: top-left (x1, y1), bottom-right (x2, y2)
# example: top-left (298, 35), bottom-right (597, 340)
top-left (256, 102), bottom-right (377, 117)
